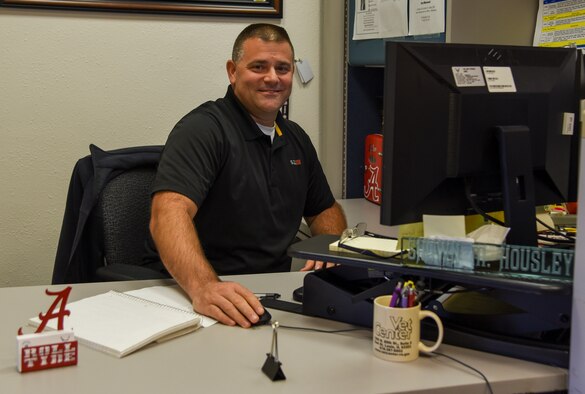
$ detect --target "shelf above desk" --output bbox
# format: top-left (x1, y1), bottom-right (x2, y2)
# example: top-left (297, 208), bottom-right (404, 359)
top-left (289, 235), bottom-right (572, 368)
top-left (289, 234), bottom-right (572, 296)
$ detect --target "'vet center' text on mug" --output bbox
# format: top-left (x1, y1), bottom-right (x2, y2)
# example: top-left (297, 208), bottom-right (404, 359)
top-left (375, 316), bottom-right (413, 340)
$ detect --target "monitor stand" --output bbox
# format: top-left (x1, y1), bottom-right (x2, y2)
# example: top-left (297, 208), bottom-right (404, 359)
top-left (496, 125), bottom-right (538, 246)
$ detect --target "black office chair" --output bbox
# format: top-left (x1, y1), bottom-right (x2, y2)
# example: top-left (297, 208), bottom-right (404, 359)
top-left (52, 144), bottom-right (169, 284)
top-left (94, 166), bottom-right (169, 281)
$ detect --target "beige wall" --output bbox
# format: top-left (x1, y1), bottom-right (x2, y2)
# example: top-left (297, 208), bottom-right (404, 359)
top-left (320, 0), bottom-right (345, 198)
top-left (0, 1), bottom-right (323, 287)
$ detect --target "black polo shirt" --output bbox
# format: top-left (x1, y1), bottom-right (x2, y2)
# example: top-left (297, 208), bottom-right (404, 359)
top-left (150, 86), bottom-right (335, 275)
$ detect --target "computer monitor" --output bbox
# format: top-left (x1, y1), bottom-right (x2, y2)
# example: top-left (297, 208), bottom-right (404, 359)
top-left (380, 41), bottom-right (581, 246)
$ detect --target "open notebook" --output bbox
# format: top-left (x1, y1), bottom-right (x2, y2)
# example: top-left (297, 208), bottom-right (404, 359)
top-left (30, 287), bottom-right (209, 358)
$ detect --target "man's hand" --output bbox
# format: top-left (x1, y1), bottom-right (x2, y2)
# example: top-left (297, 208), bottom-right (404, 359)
top-left (191, 280), bottom-right (265, 328)
top-left (300, 260), bottom-right (338, 272)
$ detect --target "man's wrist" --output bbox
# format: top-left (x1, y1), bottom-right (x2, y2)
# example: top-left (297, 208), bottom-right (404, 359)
top-left (186, 268), bottom-right (219, 298)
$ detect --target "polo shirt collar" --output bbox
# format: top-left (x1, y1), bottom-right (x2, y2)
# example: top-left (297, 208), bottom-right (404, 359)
top-left (224, 86), bottom-right (288, 145)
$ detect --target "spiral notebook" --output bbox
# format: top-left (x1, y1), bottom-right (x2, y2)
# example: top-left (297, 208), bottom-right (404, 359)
top-left (30, 290), bottom-right (202, 358)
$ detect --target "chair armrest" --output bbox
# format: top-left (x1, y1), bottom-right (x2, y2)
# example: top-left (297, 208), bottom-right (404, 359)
top-left (95, 264), bottom-right (169, 281)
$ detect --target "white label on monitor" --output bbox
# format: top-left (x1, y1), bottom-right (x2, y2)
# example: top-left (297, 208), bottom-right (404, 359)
top-left (451, 66), bottom-right (485, 87)
top-left (482, 67), bottom-right (517, 93)
top-left (563, 112), bottom-right (575, 135)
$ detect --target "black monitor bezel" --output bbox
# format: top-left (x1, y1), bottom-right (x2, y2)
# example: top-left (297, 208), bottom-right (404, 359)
top-left (380, 41), bottom-right (581, 240)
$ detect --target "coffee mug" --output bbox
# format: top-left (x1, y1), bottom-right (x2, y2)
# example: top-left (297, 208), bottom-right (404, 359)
top-left (373, 295), bottom-right (443, 362)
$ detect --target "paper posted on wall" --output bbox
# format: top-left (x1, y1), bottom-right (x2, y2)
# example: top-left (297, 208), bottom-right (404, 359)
top-left (352, 0), bottom-right (444, 41)
top-left (533, 0), bottom-right (585, 48)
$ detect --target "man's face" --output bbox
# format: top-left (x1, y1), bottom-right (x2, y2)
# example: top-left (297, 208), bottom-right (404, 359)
top-left (227, 37), bottom-right (293, 126)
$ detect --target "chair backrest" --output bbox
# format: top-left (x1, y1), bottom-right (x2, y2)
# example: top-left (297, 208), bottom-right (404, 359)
top-left (96, 166), bottom-right (156, 267)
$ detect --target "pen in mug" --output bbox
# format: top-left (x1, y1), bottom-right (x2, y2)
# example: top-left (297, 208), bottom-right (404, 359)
top-left (390, 282), bottom-right (402, 307)
top-left (401, 288), bottom-right (409, 308)
top-left (408, 287), bottom-right (416, 307)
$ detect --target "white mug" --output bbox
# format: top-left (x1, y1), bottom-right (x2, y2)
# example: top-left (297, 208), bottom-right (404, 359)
top-left (373, 295), bottom-right (443, 362)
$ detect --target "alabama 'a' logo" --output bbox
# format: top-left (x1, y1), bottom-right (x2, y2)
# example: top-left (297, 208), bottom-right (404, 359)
top-left (18, 287), bottom-right (72, 335)
top-left (364, 165), bottom-right (381, 203)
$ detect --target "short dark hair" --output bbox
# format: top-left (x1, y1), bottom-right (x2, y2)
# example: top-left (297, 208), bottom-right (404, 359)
top-left (232, 23), bottom-right (295, 63)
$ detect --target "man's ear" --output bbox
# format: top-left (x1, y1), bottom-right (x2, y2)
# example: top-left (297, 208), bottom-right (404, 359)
top-left (226, 60), bottom-right (237, 85)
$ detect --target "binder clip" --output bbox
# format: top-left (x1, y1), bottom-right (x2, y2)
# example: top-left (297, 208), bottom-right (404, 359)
top-left (261, 322), bottom-right (286, 381)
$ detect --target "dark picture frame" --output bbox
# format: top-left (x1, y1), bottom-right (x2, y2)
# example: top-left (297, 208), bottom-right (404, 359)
top-left (0, 0), bottom-right (283, 18)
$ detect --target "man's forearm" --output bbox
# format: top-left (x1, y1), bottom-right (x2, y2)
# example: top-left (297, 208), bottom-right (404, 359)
top-left (307, 201), bottom-right (348, 236)
top-left (150, 196), bottom-right (218, 301)
top-left (299, 202), bottom-right (348, 272)
top-left (150, 192), bottom-right (264, 327)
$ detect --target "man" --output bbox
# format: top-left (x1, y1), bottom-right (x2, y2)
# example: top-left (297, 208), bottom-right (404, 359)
top-left (149, 23), bottom-right (347, 328)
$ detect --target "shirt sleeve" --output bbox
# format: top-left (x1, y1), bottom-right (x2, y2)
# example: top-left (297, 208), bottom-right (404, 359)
top-left (152, 111), bottom-right (225, 207)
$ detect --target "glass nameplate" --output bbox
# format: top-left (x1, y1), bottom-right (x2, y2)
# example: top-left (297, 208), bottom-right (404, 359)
top-left (399, 237), bottom-right (574, 283)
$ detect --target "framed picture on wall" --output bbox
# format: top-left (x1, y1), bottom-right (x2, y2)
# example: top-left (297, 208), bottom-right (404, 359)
top-left (0, 0), bottom-right (283, 18)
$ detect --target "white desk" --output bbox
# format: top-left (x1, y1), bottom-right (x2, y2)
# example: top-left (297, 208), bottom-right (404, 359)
top-left (0, 272), bottom-right (567, 393)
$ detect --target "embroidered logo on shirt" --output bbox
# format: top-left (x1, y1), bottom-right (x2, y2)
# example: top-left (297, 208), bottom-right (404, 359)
top-left (290, 159), bottom-right (302, 166)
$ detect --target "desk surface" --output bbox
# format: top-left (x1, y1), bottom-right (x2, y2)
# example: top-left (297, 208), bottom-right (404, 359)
top-left (0, 272), bottom-right (567, 394)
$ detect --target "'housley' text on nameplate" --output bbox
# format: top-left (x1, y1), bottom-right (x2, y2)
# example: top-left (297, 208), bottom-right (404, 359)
top-left (401, 237), bottom-right (574, 280)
